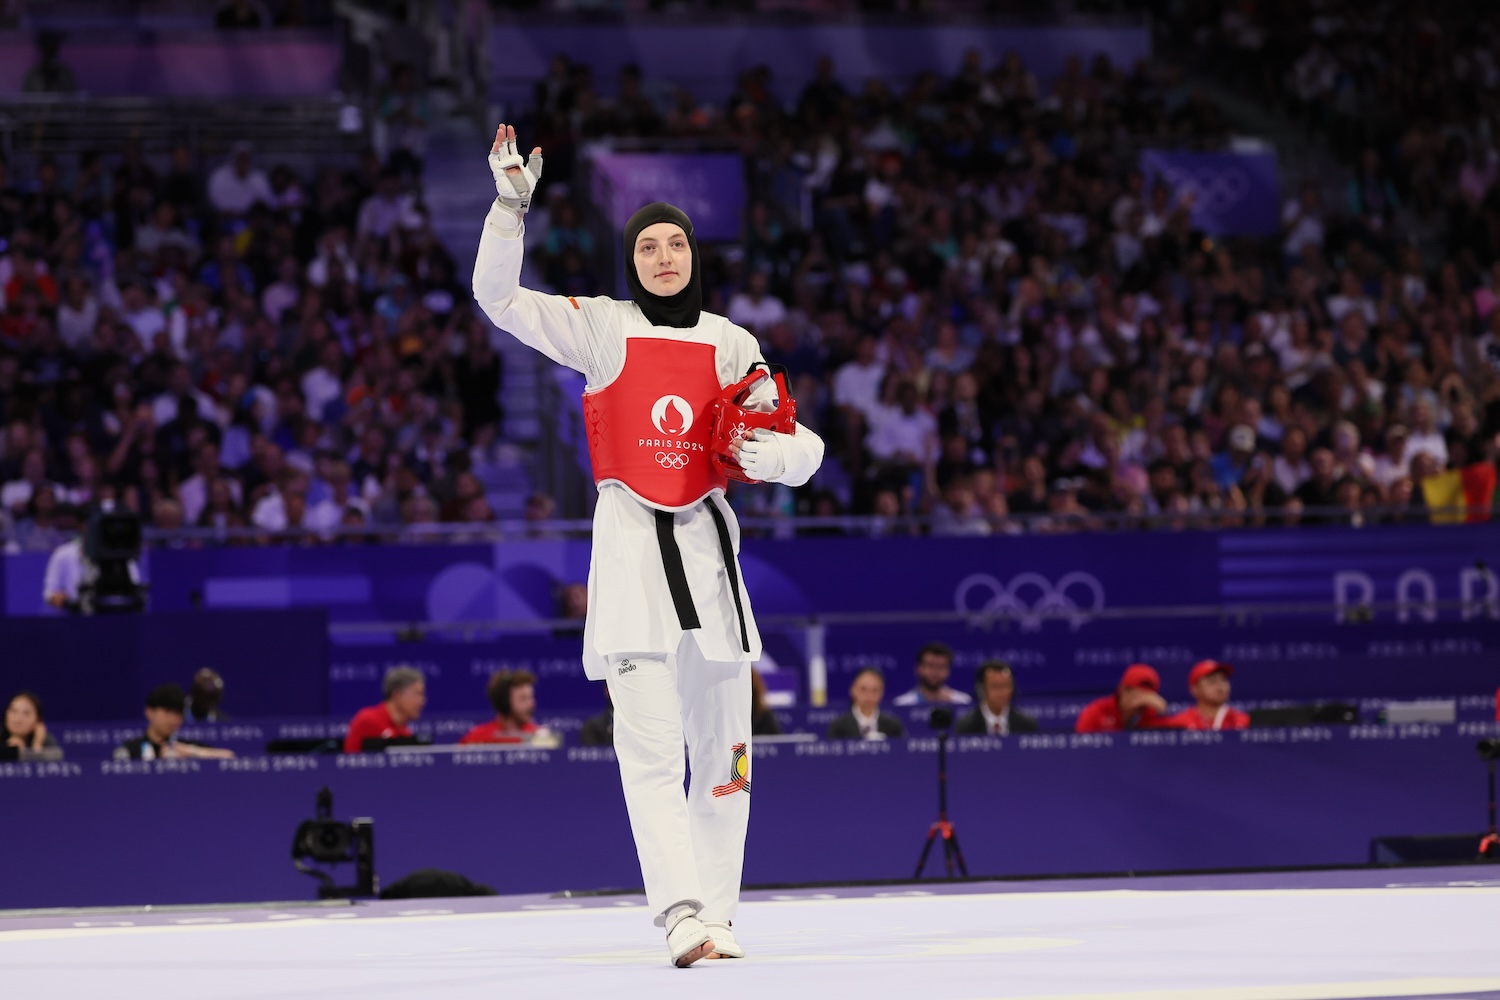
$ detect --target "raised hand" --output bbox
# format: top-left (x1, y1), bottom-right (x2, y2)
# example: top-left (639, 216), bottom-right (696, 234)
top-left (489, 123), bottom-right (543, 220)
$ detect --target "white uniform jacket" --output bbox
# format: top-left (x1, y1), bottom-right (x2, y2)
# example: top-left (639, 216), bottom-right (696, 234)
top-left (472, 203), bottom-right (825, 678)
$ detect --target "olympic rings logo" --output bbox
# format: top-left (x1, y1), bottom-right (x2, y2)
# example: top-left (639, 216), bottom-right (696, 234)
top-left (1159, 166), bottom-right (1250, 214)
top-left (655, 452), bottom-right (690, 470)
top-left (954, 572), bottom-right (1106, 632)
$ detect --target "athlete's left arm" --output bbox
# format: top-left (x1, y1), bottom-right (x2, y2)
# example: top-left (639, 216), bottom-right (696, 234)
top-left (736, 338), bottom-right (825, 488)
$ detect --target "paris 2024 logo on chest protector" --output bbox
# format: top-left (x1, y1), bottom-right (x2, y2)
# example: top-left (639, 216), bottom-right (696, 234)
top-left (643, 394), bottom-right (704, 469)
top-left (651, 394), bottom-right (693, 436)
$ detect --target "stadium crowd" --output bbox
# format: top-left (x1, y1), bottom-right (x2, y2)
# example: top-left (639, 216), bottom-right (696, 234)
top-left (2, 19), bottom-right (1499, 554)
top-left (524, 39), bottom-right (1500, 533)
top-left (0, 135), bottom-right (518, 553)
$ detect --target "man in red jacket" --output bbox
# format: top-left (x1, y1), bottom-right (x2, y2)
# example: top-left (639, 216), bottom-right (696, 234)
top-left (1168, 660), bottom-right (1251, 731)
top-left (343, 666), bottom-right (425, 753)
top-left (460, 670), bottom-right (553, 744)
top-left (1075, 664), bottom-right (1171, 732)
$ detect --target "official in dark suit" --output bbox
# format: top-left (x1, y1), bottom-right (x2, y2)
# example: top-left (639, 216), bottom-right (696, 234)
top-left (826, 668), bottom-right (907, 740)
top-left (954, 660), bottom-right (1039, 735)
top-left (578, 690), bottom-right (613, 747)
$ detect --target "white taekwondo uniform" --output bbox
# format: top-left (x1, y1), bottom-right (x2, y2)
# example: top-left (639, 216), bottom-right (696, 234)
top-left (472, 201), bottom-right (824, 926)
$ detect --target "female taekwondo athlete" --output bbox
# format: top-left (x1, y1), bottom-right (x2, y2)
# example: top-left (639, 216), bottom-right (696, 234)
top-left (472, 125), bottom-right (825, 967)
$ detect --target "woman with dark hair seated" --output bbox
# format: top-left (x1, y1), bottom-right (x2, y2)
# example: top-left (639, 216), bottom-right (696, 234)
top-left (750, 669), bottom-right (782, 736)
top-left (4, 691), bottom-right (60, 753)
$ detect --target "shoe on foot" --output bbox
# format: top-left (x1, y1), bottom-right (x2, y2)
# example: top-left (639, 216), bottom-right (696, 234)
top-left (703, 920), bottom-right (744, 959)
top-left (665, 907), bottom-right (714, 968)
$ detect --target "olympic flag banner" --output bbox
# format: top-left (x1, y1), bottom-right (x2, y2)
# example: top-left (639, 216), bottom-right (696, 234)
top-left (1139, 149), bottom-right (1280, 237)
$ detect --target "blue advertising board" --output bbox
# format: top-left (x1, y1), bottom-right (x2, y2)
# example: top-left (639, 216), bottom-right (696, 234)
top-left (1, 726), bottom-right (1490, 909)
top-left (5, 525), bottom-right (1498, 716)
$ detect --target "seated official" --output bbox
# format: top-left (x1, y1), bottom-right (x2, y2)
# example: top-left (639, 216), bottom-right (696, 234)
top-left (5, 691), bottom-right (59, 753)
top-left (344, 666), bottom-right (426, 753)
top-left (460, 670), bottom-right (553, 744)
top-left (1167, 660), bottom-right (1250, 731)
top-left (115, 684), bottom-right (235, 761)
top-left (578, 689), bottom-right (614, 747)
top-left (955, 660), bottom-right (1039, 735)
top-left (751, 668), bottom-right (783, 736)
top-left (827, 668), bottom-right (907, 740)
top-left (892, 642), bottom-right (974, 707)
top-left (1075, 664), bottom-right (1172, 733)
top-left (184, 668), bottom-right (230, 723)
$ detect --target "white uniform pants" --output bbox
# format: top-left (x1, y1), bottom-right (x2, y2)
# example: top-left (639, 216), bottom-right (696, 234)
top-left (604, 635), bottom-right (751, 926)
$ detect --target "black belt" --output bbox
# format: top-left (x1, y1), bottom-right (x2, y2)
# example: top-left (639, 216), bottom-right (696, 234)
top-left (653, 498), bottom-right (750, 653)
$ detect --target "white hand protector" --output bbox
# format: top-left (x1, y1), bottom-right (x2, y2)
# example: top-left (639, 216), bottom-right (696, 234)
top-left (489, 134), bottom-right (543, 221)
top-left (737, 428), bottom-right (789, 483)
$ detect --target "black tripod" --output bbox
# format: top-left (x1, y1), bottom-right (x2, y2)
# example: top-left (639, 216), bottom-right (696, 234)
top-left (914, 707), bottom-right (968, 879)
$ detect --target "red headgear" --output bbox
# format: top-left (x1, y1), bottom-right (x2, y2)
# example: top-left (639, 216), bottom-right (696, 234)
top-left (709, 363), bottom-right (798, 483)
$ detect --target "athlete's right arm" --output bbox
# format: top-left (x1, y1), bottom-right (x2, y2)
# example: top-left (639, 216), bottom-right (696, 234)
top-left (471, 124), bottom-right (606, 381)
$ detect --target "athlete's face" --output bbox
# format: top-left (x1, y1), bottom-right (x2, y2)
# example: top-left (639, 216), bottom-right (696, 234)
top-left (633, 223), bottom-right (692, 297)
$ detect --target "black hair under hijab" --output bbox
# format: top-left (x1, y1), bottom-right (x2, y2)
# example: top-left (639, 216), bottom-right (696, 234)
top-left (623, 202), bottom-right (702, 329)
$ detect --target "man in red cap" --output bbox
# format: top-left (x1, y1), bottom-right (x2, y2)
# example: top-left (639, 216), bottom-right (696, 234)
top-left (1168, 660), bottom-right (1251, 731)
top-left (1074, 664), bottom-right (1171, 732)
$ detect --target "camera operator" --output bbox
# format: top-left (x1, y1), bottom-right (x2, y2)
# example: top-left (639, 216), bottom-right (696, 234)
top-left (115, 684), bottom-right (235, 760)
top-left (42, 506), bottom-right (144, 613)
top-left (41, 531), bottom-right (84, 610)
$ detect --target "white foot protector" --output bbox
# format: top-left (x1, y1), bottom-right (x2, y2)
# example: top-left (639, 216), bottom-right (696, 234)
top-left (703, 920), bottom-right (744, 959)
top-left (665, 904), bottom-right (715, 968)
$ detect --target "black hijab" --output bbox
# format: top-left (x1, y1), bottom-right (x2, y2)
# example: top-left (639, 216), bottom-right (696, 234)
top-left (623, 202), bottom-right (702, 329)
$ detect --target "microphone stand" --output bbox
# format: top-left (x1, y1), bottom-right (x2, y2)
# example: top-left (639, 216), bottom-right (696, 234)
top-left (914, 706), bottom-right (968, 879)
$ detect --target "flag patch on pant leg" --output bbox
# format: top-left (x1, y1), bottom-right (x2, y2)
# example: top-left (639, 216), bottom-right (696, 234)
top-left (711, 743), bottom-right (750, 797)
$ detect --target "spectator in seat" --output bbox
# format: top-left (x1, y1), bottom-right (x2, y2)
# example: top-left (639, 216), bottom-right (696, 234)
top-left (726, 269), bottom-right (787, 336)
top-left (184, 668), bottom-right (229, 723)
top-left (579, 689), bottom-right (614, 747)
top-left (1075, 664), bottom-right (1171, 733)
top-left (4, 691), bottom-right (58, 753)
top-left (344, 666), bottom-right (425, 753)
top-left (460, 670), bottom-right (553, 745)
top-left (892, 642), bottom-right (972, 707)
top-left (827, 668), bottom-right (906, 740)
top-left (1167, 660), bottom-right (1251, 731)
top-left (208, 142), bottom-right (272, 217)
top-left (750, 668), bottom-right (782, 736)
top-left (115, 684), bottom-right (235, 760)
top-left (955, 661), bottom-right (1039, 735)
top-left (866, 379), bottom-right (938, 477)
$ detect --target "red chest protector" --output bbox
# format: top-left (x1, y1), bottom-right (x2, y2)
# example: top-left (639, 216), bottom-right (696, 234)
top-left (583, 337), bottom-right (726, 510)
